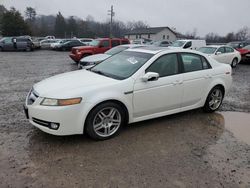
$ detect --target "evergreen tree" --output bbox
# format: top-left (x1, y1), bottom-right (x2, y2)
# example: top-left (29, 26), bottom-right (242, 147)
top-left (67, 16), bottom-right (78, 37)
top-left (1, 7), bottom-right (31, 36)
top-left (54, 12), bottom-right (66, 38)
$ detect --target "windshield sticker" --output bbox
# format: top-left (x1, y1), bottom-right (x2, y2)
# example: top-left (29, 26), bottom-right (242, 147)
top-left (127, 57), bottom-right (138, 64)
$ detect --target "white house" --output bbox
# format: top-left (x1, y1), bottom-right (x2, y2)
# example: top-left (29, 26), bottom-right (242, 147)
top-left (124, 27), bottom-right (177, 42)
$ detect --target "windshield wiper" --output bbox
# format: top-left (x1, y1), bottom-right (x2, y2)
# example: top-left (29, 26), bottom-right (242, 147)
top-left (91, 69), bottom-right (109, 77)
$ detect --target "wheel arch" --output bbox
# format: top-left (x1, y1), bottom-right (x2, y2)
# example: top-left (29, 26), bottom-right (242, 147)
top-left (83, 99), bottom-right (130, 133)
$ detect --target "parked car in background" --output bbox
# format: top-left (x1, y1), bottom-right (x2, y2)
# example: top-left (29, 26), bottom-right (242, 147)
top-left (54, 40), bottom-right (85, 51)
top-left (198, 45), bottom-right (241, 67)
top-left (78, 44), bottom-right (146, 69)
top-left (153, 40), bottom-right (172, 47)
top-left (24, 47), bottom-right (232, 140)
top-left (131, 39), bottom-right (152, 45)
top-left (0, 37), bottom-right (34, 51)
top-left (237, 45), bottom-right (250, 62)
top-left (45, 36), bottom-right (55, 39)
top-left (69, 38), bottom-right (130, 63)
top-left (170, 39), bottom-right (206, 50)
top-left (227, 41), bottom-right (250, 49)
top-left (31, 38), bottom-right (42, 49)
top-left (40, 39), bottom-right (60, 49)
top-left (79, 38), bottom-right (93, 45)
top-left (51, 39), bottom-right (71, 49)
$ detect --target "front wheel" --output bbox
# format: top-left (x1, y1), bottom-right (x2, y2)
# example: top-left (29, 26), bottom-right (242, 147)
top-left (203, 86), bottom-right (224, 112)
top-left (231, 58), bottom-right (238, 68)
top-left (85, 102), bottom-right (125, 140)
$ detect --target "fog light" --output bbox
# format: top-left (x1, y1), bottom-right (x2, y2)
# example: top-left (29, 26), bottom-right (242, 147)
top-left (50, 123), bottom-right (59, 130)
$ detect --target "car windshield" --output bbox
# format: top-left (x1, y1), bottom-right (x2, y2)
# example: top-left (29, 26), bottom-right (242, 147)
top-left (59, 39), bottom-right (70, 44)
top-left (171, 41), bottom-right (186, 47)
top-left (227, 42), bottom-right (240, 48)
top-left (89, 40), bottom-right (100, 46)
top-left (90, 51), bottom-right (153, 80)
top-left (105, 46), bottom-right (129, 55)
top-left (198, 47), bottom-right (217, 54)
top-left (0, 37), bottom-right (6, 42)
top-left (243, 45), bottom-right (250, 50)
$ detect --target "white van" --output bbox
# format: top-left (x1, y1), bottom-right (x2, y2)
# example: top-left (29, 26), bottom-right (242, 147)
top-left (170, 39), bottom-right (206, 50)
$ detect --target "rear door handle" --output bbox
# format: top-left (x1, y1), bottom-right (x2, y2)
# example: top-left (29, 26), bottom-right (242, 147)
top-left (204, 74), bottom-right (212, 79)
top-left (173, 80), bottom-right (183, 85)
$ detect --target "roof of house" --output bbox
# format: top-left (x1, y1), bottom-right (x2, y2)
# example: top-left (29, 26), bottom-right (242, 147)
top-left (125, 27), bottom-right (176, 35)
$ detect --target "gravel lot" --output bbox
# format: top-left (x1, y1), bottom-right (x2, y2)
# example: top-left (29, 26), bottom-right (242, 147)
top-left (0, 50), bottom-right (250, 188)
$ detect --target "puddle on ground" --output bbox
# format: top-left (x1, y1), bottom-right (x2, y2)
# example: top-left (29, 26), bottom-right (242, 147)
top-left (219, 111), bottom-right (250, 145)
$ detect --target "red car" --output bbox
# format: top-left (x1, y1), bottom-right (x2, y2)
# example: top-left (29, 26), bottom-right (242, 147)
top-left (69, 38), bottom-right (130, 63)
top-left (237, 45), bottom-right (250, 62)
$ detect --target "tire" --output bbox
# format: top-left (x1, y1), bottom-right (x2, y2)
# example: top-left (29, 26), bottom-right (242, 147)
top-left (0, 47), bottom-right (3, 52)
top-left (203, 86), bottom-right (224, 113)
top-left (231, 58), bottom-right (238, 68)
top-left (85, 102), bottom-right (125, 140)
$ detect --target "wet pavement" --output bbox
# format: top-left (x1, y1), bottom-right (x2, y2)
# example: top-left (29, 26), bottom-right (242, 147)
top-left (0, 51), bottom-right (250, 187)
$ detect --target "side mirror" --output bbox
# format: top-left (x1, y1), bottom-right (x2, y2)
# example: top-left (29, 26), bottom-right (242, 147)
top-left (141, 72), bottom-right (159, 82)
top-left (215, 51), bottom-right (222, 55)
top-left (99, 44), bottom-right (104, 48)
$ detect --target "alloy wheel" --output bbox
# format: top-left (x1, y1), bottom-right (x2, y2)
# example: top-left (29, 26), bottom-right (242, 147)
top-left (93, 107), bottom-right (121, 137)
top-left (208, 89), bottom-right (223, 110)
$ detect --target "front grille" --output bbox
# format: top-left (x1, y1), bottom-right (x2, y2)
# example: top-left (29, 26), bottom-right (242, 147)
top-left (27, 89), bottom-right (39, 105)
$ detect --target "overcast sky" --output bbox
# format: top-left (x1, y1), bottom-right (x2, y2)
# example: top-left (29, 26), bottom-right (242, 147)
top-left (1, 0), bottom-right (250, 36)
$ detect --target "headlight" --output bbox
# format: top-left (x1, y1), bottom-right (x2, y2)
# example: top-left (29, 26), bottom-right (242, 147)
top-left (40, 98), bottom-right (82, 106)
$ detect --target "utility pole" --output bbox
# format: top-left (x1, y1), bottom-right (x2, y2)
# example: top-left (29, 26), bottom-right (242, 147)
top-left (108, 5), bottom-right (115, 38)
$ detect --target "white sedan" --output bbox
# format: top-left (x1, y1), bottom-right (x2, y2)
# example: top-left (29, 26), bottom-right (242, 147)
top-left (24, 47), bottom-right (232, 140)
top-left (198, 45), bottom-right (241, 68)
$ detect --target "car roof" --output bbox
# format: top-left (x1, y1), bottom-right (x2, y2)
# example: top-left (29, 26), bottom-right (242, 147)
top-left (119, 44), bottom-right (148, 48)
top-left (206, 45), bottom-right (234, 48)
top-left (126, 46), bottom-right (206, 55)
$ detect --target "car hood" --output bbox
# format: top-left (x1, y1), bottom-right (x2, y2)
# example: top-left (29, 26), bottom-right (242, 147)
top-left (80, 53), bottom-right (111, 63)
top-left (33, 70), bottom-right (118, 98)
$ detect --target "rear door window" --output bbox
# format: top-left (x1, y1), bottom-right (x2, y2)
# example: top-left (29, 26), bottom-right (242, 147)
top-left (111, 40), bottom-right (120, 47)
top-left (101, 40), bottom-right (110, 48)
top-left (180, 53), bottom-right (203, 72)
top-left (121, 40), bottom-right (129, 45)
top-left (225, 47), bottom-right (234, 53)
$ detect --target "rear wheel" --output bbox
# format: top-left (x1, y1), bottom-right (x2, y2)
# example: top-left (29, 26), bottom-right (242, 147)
top-left (231, 58), bottom-right (238, 68)
top-left (203, 86), bottom-right (224, 112)
top-left (85, 102), bottom-right (125, 140)
top-left (0, 47), bottom-right (3, 52)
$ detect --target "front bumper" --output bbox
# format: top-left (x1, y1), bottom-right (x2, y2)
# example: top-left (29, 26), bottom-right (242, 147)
top-left (69, 53), bottom-right (81, 63)
top-left (241, 54), bottom-right (250, 62)
top-left (24, 93), bottom-right (93, 136)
